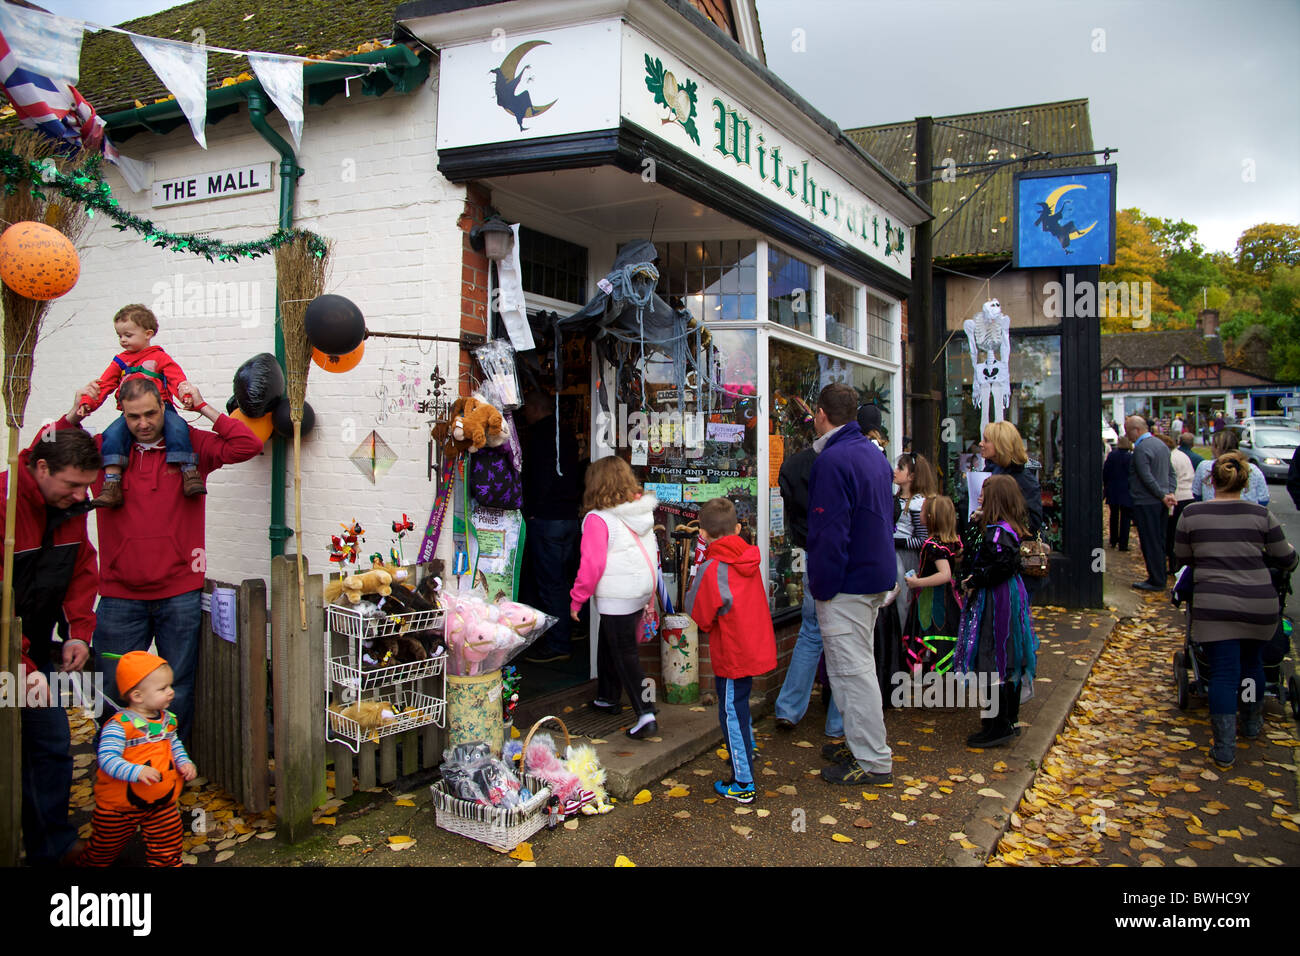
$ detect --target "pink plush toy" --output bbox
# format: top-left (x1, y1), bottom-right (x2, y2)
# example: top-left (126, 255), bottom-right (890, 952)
top-left (497, 600), bottom-right (537, 633)
top-left (524, 733), bottom-right (592, 813)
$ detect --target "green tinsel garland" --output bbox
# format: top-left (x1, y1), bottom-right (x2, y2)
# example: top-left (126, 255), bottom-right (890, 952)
top-left (0, 148), bottom-right (327, 263)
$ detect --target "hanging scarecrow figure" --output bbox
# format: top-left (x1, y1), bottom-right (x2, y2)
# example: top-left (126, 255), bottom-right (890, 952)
top-left (964, 298), bottom-right (1012, 431)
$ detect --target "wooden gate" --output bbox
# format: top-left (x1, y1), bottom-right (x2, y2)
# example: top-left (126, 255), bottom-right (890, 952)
top-left (191, 578), bottom-right (269, 813)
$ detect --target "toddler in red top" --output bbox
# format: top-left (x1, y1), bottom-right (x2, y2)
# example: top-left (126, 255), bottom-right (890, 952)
top-left (78, 304), bottom-right (204, 507)
top-left (686, 498), bottom-right (777, 803)
top-left (78, 651), bottom-right (197, 867)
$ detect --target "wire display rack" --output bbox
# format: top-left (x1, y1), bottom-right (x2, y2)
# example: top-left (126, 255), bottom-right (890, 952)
top-left (324, 603), bottom-right (448, 754)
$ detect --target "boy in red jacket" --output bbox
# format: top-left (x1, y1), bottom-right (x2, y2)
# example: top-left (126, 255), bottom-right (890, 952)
top-left (686, 497), bottom-right (777, 803)
top-left (78, 304), bottom-right (203, 507)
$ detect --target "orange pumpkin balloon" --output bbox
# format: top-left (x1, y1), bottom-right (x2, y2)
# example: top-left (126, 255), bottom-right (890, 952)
top-left (312, 341), bottom-right (364, 373)
top-left (231, 409), bottom-right (274, 442)
top-left (0, 221), bottom-right (81, 300)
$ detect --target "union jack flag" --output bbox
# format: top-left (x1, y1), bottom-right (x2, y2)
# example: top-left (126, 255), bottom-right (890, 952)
top-left (0, 25), bottom-right (148, 191)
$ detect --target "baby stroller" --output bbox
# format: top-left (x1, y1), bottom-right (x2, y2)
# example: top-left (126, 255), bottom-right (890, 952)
top-left (1171, 564), bottom-right (1299, 716)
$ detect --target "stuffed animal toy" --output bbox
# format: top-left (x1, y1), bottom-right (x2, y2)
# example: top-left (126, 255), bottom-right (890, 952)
top-left (361, 634), bottom-right (428, 669)
top-left (566, 743), bottom-right (614, 815)
top-left (496, 600), bottom-right (539, 633)
top-left (450, 395), bottom-right (504, 452)
top-left (524, 732), bottom-right (584, 807)
top-left (326, 567), bottom-right (393, 605)
top-left (523, 734), bottom-right (593, 815)
top-left (330, 700), bottom-right (395, 736)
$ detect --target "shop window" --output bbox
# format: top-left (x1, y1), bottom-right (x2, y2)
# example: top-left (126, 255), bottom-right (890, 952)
top-left (866, 293), bottom-right (894, 360)
top-left (519, 226), bottom-right (588, 305)
top-left (768, 245), bottom-right (816, 334)
top-left (768, 337), bottom-right (895, 612)
top-left (943, 334), bottom-right (1063, 552)
top-left (609, 328), bottom-right (759, 607)
top-left (824, 273), bottom-right (859, 350)
top-left (652, 239), bottom-right (757, 320)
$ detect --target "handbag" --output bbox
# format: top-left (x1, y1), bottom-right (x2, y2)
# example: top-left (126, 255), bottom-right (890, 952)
top-left (1018, 532), bottom-right (1051, 578)
top-left (468, 443), bottom-right (522, 510)
top-left (622, 520), bottom-right (661, 643)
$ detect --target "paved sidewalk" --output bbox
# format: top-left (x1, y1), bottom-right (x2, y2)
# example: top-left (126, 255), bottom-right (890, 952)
top-left (988, 547), bottom-right (1300, 867)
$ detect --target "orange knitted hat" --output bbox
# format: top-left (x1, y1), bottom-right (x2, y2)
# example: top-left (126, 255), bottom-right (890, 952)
top-left (115, 650), bottom-right (168, 696)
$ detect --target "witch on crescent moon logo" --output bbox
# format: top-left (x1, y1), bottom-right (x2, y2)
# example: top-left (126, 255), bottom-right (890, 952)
top-left (1033, 183), bottom-right (1097, 251)
top-left (490, 40), bottom-right (557, 131)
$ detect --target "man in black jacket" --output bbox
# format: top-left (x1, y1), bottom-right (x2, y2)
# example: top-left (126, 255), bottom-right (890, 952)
top-left (1126, 415), bottom-right (1177, 591)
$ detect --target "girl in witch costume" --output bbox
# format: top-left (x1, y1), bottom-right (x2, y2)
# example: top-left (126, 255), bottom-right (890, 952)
top-left (955, 476), bottom-right (1037, 748)
top-left (902, 495), bottom-right (964, 675)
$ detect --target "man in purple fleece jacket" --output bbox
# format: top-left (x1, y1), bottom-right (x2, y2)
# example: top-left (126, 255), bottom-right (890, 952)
top-left (806, 383), bottom-right (896, 785)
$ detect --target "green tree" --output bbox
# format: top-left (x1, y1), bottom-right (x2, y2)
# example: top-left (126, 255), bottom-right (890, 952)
top-left (1235, 223), bottom-right (1300, 275)
top-left (1100, 208), bottom-right (1178, 330)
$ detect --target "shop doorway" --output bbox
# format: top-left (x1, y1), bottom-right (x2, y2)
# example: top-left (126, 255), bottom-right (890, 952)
top-left (514, 320), bottom-right (593, 698)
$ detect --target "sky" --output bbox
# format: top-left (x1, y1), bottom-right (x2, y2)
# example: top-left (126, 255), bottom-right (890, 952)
top-left (39, 0), bottom-right (1300, 256)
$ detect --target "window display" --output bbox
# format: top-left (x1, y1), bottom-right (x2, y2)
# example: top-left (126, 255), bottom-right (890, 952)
top-left (944, 333), bottom-right (1063, 550)
top-left (768, 337), bottom-right (894, 612)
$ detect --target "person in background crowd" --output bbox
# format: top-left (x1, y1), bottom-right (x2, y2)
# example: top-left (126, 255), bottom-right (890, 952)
top-left (773, 417), bottom-right (843, 738)
top-left (1175, 452), bottom-right (1296, 769)
top-left (806, 383), bottom-right (896, 786)
top-left (978, 421), bottom-right (1045, 601)
top-left (1288, 445), bottom-right (1300, 510)
top-left (520, 387), bottom-right (583, 664)
top-left (891, 452), bottom-right (938, 630)
top-left (1171, 413), bottom-right (1184, 438)
top-left (1125, 415), bottom-right (1177, 592)
top-left (1162, 433), bottom-right (1195, 576)
top-left (1191, 429), bottom-right (1269, 506)
top-left (1102, 435), bottom-right (1134, 551)
top-left (1178, 432), bottom-right (1205, 473)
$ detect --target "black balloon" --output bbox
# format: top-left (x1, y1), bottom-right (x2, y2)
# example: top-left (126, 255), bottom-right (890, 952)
top-left (232, 353), bottom-right (286, 418)
top-left (304, 294), bottom-right (365, 355)
top-left (271, 397), bottom-right (315, 438)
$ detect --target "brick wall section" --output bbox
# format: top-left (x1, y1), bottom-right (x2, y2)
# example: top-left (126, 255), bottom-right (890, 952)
top-left (457, 183), bottom-right (492, 394)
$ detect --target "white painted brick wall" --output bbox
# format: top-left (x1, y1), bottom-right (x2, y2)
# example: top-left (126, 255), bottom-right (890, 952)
top-left (3, 76), bottom-right (466, 588)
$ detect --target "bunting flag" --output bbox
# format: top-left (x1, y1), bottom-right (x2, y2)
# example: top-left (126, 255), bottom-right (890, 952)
top-left (130, 35), bottom-right (208, 149)
top-left (0, 23), bottom-right (150, 192)
top-left (0, 3), bottom-right (85, 87)
top-left (248, 54), bottom-right (304, 149)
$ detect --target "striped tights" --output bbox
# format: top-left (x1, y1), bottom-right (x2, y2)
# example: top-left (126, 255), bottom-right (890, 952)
top-left (77, 803), bottom-right (184, 867)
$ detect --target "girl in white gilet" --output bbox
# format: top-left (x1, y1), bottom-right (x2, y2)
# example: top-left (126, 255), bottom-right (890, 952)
top-left (569, 456), bottom-right (661, 739)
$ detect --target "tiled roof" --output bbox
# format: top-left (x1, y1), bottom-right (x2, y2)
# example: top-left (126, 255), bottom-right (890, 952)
top-left (847, 99), bottom-right (1096, 261)
top-left (73, 0), bottom-right (399, 116)
top-left (1101, 330), bottom-right (1225, 370)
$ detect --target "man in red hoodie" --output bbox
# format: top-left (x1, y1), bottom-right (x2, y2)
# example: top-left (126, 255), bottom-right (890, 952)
top-left (686, 497), bottom-right (776, 804)
top-left (64, 377), bottom-right (261, 743)
top-left (1, 424), bottom-right (101, 865)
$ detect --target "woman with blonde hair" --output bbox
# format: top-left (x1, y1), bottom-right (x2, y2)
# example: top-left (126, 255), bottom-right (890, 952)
top-left (569, 455), bottom-right (661, 738)
top-left (1191, 427), bottom-right (1269, 505)
top-left (978, 421), bottom-right (1043, 537)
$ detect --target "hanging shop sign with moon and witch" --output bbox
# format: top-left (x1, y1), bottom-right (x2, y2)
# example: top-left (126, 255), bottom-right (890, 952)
top-left (1012, 164), bottom-right (1117, 269)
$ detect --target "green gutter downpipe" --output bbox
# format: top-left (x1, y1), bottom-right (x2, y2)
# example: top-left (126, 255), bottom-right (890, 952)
top-left (246, 86), bottom-right (301, 559)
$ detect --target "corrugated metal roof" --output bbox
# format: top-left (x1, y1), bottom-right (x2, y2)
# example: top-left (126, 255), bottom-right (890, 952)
top-left (847, 99), bottom-right (1096, 261)
top-left (74, 0), bottom-right (399, 116)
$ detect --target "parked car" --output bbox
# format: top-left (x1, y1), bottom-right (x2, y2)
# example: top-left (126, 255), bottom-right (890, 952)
top-left (1239, 424), bottom-right (1300, 481)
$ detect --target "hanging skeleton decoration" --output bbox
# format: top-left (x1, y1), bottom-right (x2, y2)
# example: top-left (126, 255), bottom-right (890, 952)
top-left (964, 299), bottom-right (1012, 431)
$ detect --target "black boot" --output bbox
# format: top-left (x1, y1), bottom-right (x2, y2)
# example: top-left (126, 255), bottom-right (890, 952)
top-left (968, 683), bottom-right (1017, 748)
top-left (1005, 680), bottom-right (1022, 736)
